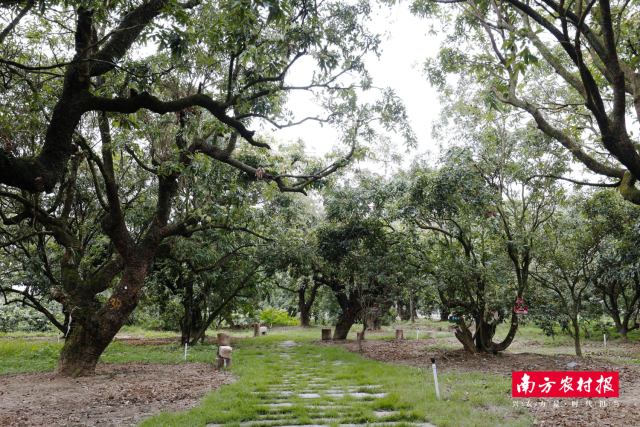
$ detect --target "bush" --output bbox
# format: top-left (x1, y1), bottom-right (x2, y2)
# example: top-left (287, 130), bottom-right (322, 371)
top-left (0, 303), bottom-right (60, 333)
top-left (259, 307), bottom-right (299, 326)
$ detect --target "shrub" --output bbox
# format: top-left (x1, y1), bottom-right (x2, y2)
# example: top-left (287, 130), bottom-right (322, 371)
top-left (0, 303), bottom-right (60, 333)
top-left (258, 307), bottom-right (299, 326)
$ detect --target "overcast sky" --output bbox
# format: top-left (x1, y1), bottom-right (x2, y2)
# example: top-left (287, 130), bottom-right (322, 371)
top-left (263, 3), bottom-right (443, 164)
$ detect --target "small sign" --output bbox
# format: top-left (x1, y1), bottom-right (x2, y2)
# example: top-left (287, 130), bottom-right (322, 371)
top-left (514, 306), bottom-right (529, 314)
top-left (512, 371), bottom-right (618, 397)
top-left (516, 298), bottom-right (524, 305)
top-left (371, 307), bottom-right (379, 312)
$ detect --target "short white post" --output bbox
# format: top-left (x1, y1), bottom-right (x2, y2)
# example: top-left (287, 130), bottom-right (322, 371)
top-left (184, 343), bottom-right (188, 360)
top-left (431, 357), bottom-right (440, 399)
top-left (416, 330), bottom-right (420, 340)
top-left (604, 333), bottom-right (607, 348)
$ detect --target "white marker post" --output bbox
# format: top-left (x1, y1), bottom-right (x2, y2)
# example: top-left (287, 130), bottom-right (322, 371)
top-left (604, 333), bottom-right (607, 348)
top-left (184, 343), bottom-right (188, 360)
top-left (416, 330), bottom-right (420, 340)
top-left (431, 357), bottom-right (440, 399)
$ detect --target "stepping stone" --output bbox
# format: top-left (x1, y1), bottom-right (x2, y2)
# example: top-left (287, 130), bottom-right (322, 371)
top-left (264, 403), bottom-right (294, 407)
top-left (298, 393), bottom-right (321, 398)
top-left (326, 393), bottom-right (344, 397)
top-left (349, 392), bottom-right (387, 398)
top-left (307, 405), bottom-right (350, 409)
top-left (374, 411), bottom-right (399, 417)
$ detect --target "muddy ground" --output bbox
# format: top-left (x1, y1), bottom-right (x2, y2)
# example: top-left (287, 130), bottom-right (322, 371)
top-left (0, 362), bottom-right (235, 427)
top-left (318, 333), bottom-right (640, 427)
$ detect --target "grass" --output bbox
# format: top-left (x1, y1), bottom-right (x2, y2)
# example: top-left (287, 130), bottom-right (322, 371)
top-left (1, 328), bottom-right (531, 426)
top-left (140, 329), bottom-right (531, 427)
top-left (0, 339), bottom-right (61, 374)
top-left (3, 321), bottom-right (638, 426)
top-left (118, 325), bottom-right (256, 339)
top-left (0, 330), bottom-right (58, 338)
top-left (0, 339), bottom-right (223, 375)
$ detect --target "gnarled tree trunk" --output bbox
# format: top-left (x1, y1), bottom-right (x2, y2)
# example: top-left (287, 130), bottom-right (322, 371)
top-left (298, 280), bottom-right (319, 327)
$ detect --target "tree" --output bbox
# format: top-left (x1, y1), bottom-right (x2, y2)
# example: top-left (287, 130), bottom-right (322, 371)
top-left (585, 190), bottom-right (640, 339)
top-left (315, 171), bottom-right (411, 338)
top-left (401, 96), bottom-right (565, 353)
top-left (275, 277), bottom-right (321, 327)
top-left (0, 0), bottom-right (413, 375)
top-left (417, 0), bottom-right (640, 205)
top-left (531, 200), bottom-right (603, 356)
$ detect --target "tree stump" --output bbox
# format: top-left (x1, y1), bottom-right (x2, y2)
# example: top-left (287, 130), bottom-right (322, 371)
top-left (427, 331), bottom-right (437, 339)
top-left (254, 323), bottom-right (260, 338)
top-left (322, 328), bottom-right (332, 340)
top-left (395, 329), bottom-right (405, 340)
top-left (216, 357), bottom-right (232, 368)
top-left (217, 333), bottom-right (231, 346)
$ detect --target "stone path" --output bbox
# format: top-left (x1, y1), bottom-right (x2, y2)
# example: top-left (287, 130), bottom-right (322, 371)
top-left (206, 340), bottom-right (436, 427)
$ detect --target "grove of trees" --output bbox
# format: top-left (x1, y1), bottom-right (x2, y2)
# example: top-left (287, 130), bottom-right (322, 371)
top-left (1, 0), bottom-right (638, 376)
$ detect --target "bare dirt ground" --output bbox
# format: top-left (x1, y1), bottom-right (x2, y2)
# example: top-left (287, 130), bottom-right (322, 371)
top-left (0, 362), bottom-right (235, 427)
top-left (317, 335), bottom-right (640, 427)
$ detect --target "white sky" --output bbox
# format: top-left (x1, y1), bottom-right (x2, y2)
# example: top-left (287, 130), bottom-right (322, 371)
top-left (264, 3), bottom-right (443, 162)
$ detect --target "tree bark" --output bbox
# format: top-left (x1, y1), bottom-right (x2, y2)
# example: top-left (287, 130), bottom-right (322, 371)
top-left (333, 306), bottom-right (359, 339)
top-left (439, 305), bottom-right (450, 322)
top-left (180, 280), bottom-right (194, 345)
top-left (572, 316), bottom-right (582, 357)
top-left (57, 326), bottom-right (113, 377)
top-left (409, 290), bottom-right (415, 323)
top-left (298, 280), bottom-right (319, 327)
top-left (365, 313), bottom-right (381, 330)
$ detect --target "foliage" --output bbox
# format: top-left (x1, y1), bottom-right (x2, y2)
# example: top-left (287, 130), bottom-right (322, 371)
top-left (258, 307), bottom-right (299, 326)
top-left (414, 0), bottom-right (640, 205)
top-left (0, 302), bottom-right (61, 333)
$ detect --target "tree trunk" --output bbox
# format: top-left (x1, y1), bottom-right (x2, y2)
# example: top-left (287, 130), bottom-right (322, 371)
top-left (454, 320), bottom-right (478, 353)
top-left (409, 291), bottom-right (415, 323)
top-left (333, 302), bottom-right (360, 339)
top-left (333, 313), bottom-right (356, 339)
top-left (572, 317), bottom-right (582, 357)
top-left (619, 326), bottom-right (628, 340)
top-left (298, 280), bottom-right (319, 327)
top-left (358, 314), bottom-right (366, 352)
top-left (365, 313), bottom-right (381, 330)
top-left (299, 288), bottom-right (311, 327)
top-left (453, 310), bottom-right (519, 354)
top-left (300, 305), bottom-right (311, 327)
top-left (55, 260), bottom-right (149, 376)
top-left (439, 306), bottom-right (450, 322)
top-left (181, 281), bottom-right (194, 345)
top-left (397, 301), bottom-right (410, 321)
top-left (57, 327), bottom-right (113, 377)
